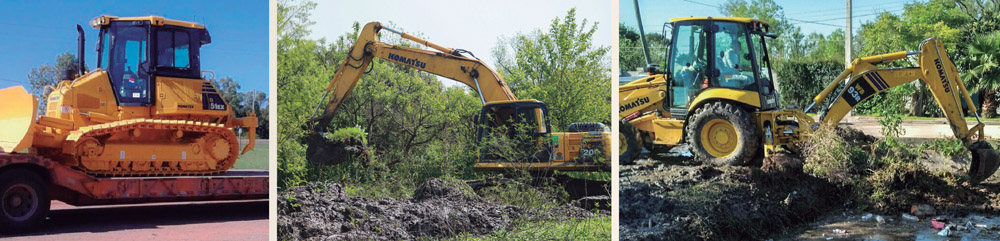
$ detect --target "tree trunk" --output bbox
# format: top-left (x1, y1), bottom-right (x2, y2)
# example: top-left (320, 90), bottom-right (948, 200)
top-left (984, 89), bottom-right (998, 119)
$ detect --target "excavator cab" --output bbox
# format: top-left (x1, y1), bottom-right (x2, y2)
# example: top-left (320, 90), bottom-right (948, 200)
top-left (665, 17), bottom-right (780, 119)
top-left (475, 101), bottom-right (552, 163)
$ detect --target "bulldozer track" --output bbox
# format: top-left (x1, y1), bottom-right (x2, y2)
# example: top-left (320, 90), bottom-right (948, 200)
top-left (67, 119), bottom-right (239, 176)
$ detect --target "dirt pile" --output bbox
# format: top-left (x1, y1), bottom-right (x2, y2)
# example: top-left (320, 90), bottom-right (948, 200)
top-left (278, 178), bottom-right (599, 240)
top-left (620, 158), bottom-right (840, 240)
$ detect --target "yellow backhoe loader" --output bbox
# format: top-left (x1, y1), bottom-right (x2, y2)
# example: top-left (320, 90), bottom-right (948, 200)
top-left (0, 16), bottom-right (257, 176)
top-left (619, 16), bottom-right (1000, 184)
top-left (305, 22), bottom-right (610, 172)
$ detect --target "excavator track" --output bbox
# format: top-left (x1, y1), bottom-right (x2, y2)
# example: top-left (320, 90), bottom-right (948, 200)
top-left (67, 119), bottom-right (239, 176)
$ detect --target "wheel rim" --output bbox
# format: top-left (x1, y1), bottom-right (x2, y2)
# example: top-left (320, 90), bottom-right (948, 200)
top-left (700, 119), bottom-right (738, 158)
top-left (619, 132), bottom-right (628, 154)
top-left (3, 183), bottom-right (37, 222)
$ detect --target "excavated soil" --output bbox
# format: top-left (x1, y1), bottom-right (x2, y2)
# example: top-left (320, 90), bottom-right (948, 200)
top-left (620, 153), bottom-right (840, 240)
top-left (620, 127), bottom-right (1000, 240)
top-left (278, 178), bottom-right (599, 240)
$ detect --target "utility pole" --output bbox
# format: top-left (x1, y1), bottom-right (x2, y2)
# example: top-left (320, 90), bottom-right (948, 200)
top-left (845, 0), bottom-right (853, 117)
top-left (845, 0), bottom-right (852, 67)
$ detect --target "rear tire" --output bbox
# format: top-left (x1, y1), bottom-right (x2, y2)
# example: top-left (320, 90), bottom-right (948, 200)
top-left (619, 119), bottom-right (640, 165)
top-left (685, 102), bottom-right (760, 166)
top-left (0, 169), bottom-right (49, 233)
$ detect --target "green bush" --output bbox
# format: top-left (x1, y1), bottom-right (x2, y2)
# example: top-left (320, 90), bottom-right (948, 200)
top-left (775, 60), bottom-right (843, 111)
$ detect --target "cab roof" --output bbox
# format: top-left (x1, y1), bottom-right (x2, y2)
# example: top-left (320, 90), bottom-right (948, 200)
top-left (669, 17), bottom-right (769, 27)
top-left (90, 15), bottom-right (206, 29)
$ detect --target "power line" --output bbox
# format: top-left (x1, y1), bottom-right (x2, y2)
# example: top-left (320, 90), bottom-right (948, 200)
top-left (785, 0), bottom-right (907, 16)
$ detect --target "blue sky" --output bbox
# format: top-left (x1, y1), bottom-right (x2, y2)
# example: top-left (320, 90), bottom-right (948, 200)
top-left (308, 0), bottom-right (612, 87)
top-left (621, 0), bottom-right (909, 37)
top-left (0, 0), bottom-right (268, 93)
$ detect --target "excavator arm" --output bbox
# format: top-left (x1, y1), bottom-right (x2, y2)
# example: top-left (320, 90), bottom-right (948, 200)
top-left (309, 22), bottom-right (516, 129)
top-left (305, 22), bottom-right (521, 165)
top-left (805, 38), bottom-right (1000, 183)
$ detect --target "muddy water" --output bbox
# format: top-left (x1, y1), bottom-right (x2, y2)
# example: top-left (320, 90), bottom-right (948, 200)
top-left (785, 211), bottom-right (1000, 241)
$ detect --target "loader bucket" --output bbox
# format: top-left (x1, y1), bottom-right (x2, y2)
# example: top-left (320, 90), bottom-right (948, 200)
top-left (0, 86), bottom-right (37, 153)
top-left (305, 132), bottom-right (366, 166)
top-left (968, 141), bottom-right (1000, 184)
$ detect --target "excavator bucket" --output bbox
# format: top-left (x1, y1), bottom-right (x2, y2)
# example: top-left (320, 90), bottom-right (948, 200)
top-left (969, 141), bottom-right (1000, 184)
top-left (0, 86), bottom-right (37, 153)
top-left (305, 132), bottom-right (367, 166)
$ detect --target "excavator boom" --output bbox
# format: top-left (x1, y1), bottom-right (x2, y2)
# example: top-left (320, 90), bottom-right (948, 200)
top-left (807, 38), bottom-right (999, 183)
top-left (307, 22), bottom-right (554, 167)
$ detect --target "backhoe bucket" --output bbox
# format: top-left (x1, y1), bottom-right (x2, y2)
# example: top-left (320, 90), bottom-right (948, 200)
top-left (969, 141), bottom-right (1000, 184)
top-left (0, 86), bottom-right (37, 153)
top-left (305, 132), bottom-right (367, 166)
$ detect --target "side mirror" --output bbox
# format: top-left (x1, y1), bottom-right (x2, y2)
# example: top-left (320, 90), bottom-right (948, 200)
top-left (765, 32), bottom-right (778, 39)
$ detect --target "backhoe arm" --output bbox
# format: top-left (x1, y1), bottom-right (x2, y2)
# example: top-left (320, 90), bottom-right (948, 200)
top-left (806, 38), bottom-right (999, 183)
top-left (309, 22), bottom-right (517, 129)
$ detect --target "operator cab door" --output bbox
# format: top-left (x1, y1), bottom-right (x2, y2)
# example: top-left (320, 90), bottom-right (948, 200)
top-left (475, 102), bottom-right (552, 163)
top-left (100, 21), bottom-right (152, 106)
top-left (667, 20), bottom-right (777, 118)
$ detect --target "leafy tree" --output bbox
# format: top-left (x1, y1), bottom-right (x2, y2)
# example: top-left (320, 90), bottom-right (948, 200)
top-left (962, 31), bottom-right (1000, 118)
top-left (28, 52), bottom-right (79, 115)
top-left (720, 0), bottom-right (798, 63)
top-left (493, 8), bottom-right (611, 130)
top-left (619, 24), bottom-right (669, 74)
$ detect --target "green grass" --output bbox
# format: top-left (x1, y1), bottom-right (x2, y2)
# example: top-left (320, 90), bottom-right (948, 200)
top-left (450, 216), bottom-right (611, 240)
top-left (233, 139), bottom-right (269, 170)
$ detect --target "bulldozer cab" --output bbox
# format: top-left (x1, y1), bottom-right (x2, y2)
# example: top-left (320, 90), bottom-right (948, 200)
top-left (475, 101), bottom-right (552, 163)
top-left (667, 17), bottom-right (779, 118)
top-left (93, 16), bottom-right (211, 106)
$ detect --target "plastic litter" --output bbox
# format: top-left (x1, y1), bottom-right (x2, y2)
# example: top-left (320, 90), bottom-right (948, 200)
top-left (901, 213), bottom-right (918, 221)
top-left (832, 229), bottom-right (847, 234)
top-left (861, 213), bottom-right (873, 221)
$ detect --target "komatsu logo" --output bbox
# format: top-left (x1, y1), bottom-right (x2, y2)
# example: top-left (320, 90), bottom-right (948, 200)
top-left (388, 53), bottom-right (427, 69)
top-left (620, 97), bottom-right (650, 112)
top-left (935, 58), bottom-right (951, 93)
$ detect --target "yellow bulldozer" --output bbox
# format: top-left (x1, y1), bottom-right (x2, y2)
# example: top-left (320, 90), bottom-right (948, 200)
top-left (0, 16), bottom-right (258, 176)
top-left (305, 22), bottom-right (611, 172)
top-left (619, 16), bottom-right (1000, 184)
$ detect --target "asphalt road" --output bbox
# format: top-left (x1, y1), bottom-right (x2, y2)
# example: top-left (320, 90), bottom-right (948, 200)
top-left (0, 200), bottom-right (268, 241)
top-left (839, 116), bottom-right (1000, 140)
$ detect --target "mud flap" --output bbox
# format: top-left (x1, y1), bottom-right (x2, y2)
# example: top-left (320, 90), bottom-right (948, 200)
top-left (305, 132), bottom-right (366, 166)
top-left (968, 141), bottom-right (1000, 184)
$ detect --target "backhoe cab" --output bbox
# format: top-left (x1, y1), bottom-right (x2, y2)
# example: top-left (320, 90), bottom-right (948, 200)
top-left (620, 16), bottom-right (1000, 184)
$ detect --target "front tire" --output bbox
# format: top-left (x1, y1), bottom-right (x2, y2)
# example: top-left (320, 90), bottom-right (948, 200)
top-left (0, 169), bottom-right (49, 233)
top-left (685, 102), bottom-right (759, 166)
top-left (619, 119), bottom-right (640, 165)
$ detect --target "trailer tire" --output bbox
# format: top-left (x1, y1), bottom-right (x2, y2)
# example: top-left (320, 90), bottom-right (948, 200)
top-left (0, 169), bottom-right (49, 233)
top-left (686, 101), bottom-right (760, 166)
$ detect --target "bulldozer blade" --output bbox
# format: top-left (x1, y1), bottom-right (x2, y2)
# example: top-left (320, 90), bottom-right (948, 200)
top-left (305, 132), bottom-right (366, 166)
top-left (0, 86), bottom-right (37, 153)
top-left (968, 141), bottom-right (1000, 184)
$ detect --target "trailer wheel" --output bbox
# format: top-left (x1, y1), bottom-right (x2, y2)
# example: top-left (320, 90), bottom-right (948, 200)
top-left (0, 169), bottom-right (49, 233)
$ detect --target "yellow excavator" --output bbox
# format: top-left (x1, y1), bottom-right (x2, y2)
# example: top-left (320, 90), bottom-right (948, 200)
top-left (305, 22), bottom-right (611, 172)
top-left (619, 16), bottom-right (1000, 184)
top-left (0, 16), bottom-right (257, 176)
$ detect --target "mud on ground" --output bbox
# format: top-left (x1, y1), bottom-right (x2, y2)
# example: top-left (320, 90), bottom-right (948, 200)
top-left (620, 127), bottom-right (1000, 241)
top-left (278, 178), bottom-right (601, 240)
